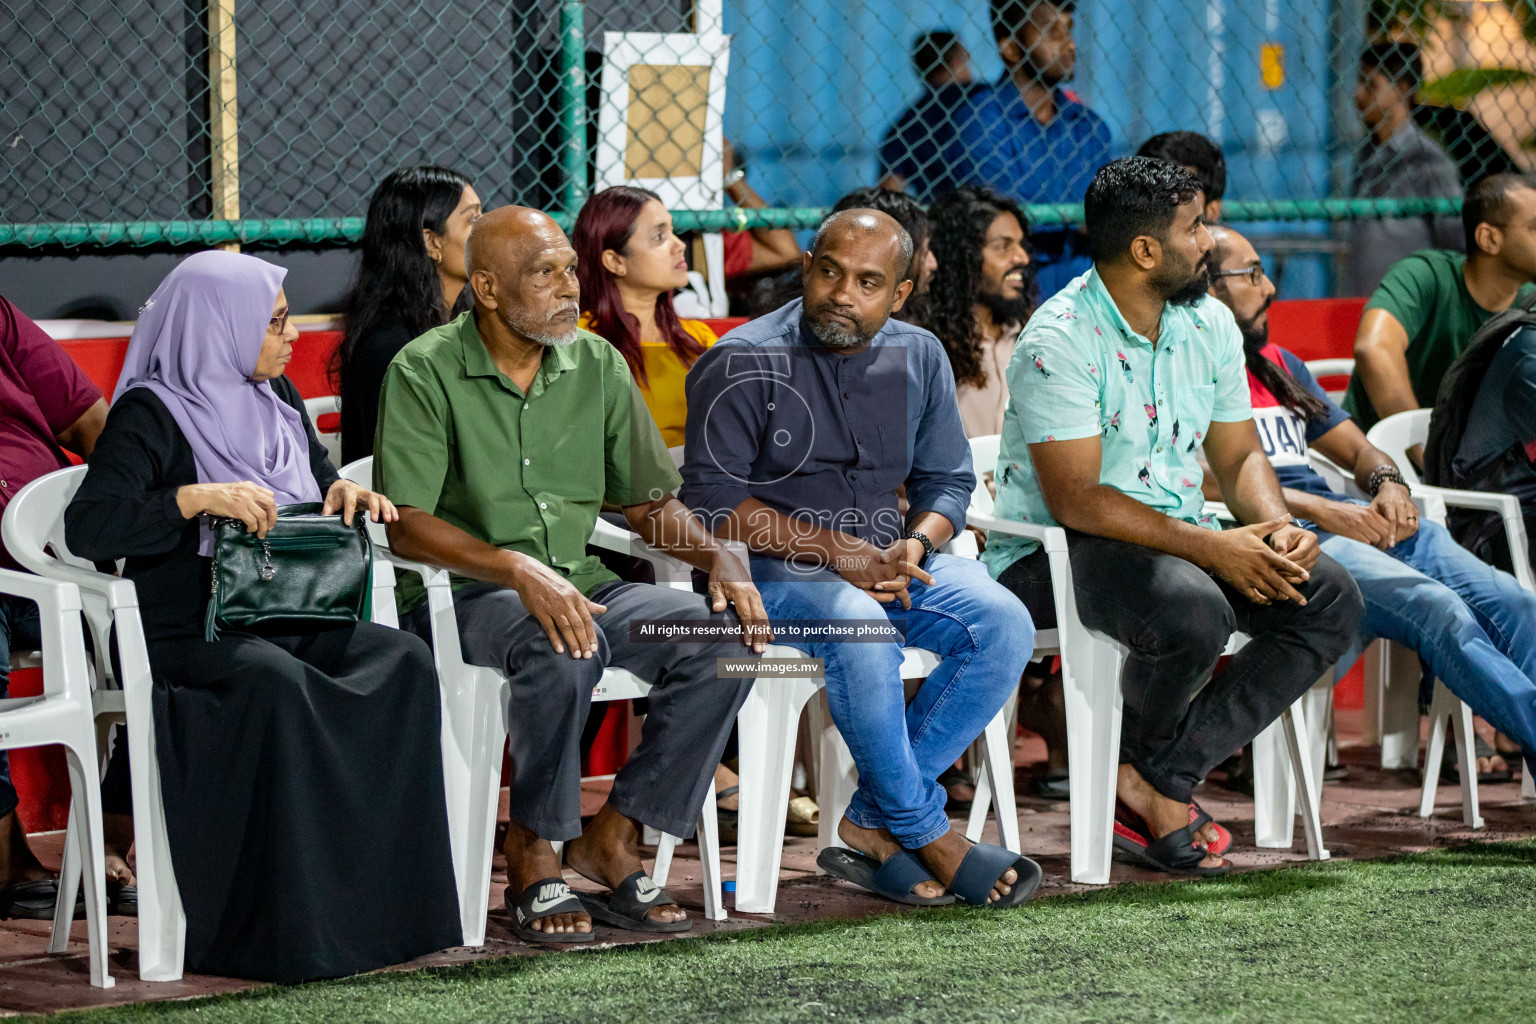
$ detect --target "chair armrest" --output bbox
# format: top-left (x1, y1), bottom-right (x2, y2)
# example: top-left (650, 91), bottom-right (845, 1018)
top-left (0, 568), bottom-right (82, 616)
top-left (942, 528), bottom-right (979, 560)
top-left (14, 559), bottom-right (137, 611)
top-left (588, 516), bottom-right (696, 577)
top-left (1419, 484), bottom-right (1534, 592)
top-left (370, 556), bottom-right (397, 589)
top-left (1203, 501), bottom-right (1235, 524)
top-left (377, 548), bottom-right (454, 589)
top-left (965, 509), bottom-right (1069, 554)
top-left (589, 516), bottom-right (646, 558)
top-left (0, 570), bottom-right (92, 701)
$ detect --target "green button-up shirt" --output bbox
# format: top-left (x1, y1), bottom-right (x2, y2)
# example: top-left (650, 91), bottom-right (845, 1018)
top-left (374, 312), bottom-right (682, 612)
top-left (982, 267), bottom-right (1251, 575)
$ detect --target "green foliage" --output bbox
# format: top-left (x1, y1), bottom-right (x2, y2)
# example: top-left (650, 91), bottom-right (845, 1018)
top-left (1420, 67), bottom-right (1536, 107)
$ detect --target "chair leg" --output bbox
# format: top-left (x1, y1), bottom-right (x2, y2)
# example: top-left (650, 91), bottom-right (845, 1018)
top-left (694, 784), bottom-right (725, 922)
top-left (967, 768), bottom-right (992, 842)
top-left (1523, 769), bottom-right (1535, 800)
top-left (734, 678), bottom-right (817, 914)
top-left (1252, 716), bottom-right (1295, 849)
top-left (49, 801), bottom-right (80, 954)
top-left (1063, 636), bottom-right (1123, 885)
top-left (967, 707), bottom-right (1020, 852)
top-left (1418, 681), bottom-right (1451, 819)
top-left (1380, 642), bottom-right (1423, 771)
top-left (446, 669), bottom-right (508, 947)
top-left (61, 742), bottom-right (114, 989)
top-left (119, 624), bottom-right (185, 982)
top-left (814, 698), bottom-right (858, 864)
top-left (1300, 677), bottom-right (1333, 811)
top-left (1445, 686), bottom-right (1484, 830)
top-left (1280, 702), bottom-right (1330, 861)
top-left (1361, 638), bottom-right (1383, 748)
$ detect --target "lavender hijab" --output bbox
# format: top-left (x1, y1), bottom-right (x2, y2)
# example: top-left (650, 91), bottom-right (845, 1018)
top-left (114, 250), bottom-right (322, 553)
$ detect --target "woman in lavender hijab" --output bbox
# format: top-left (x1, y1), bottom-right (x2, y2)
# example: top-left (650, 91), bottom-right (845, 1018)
top-left (64, 251), bottom-right (460, 982)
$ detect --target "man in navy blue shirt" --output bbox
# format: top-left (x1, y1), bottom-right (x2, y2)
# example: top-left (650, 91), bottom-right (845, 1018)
top-left (681, 209), bottom-right (1041, 909)
top-left (1208, 224), bottom-right (1536, 777)
top-left (957, 0), bottom-right (1112, 297)
top-left (878, 30), bottom-right (977, 202)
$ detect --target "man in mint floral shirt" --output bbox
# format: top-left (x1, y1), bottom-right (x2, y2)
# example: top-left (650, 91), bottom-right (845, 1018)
top-left (985, 158), bottom-right (1363, 876)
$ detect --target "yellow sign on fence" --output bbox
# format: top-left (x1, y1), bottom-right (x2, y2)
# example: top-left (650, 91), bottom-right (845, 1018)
top-left (1261, 43), bottom-right (1285, 90)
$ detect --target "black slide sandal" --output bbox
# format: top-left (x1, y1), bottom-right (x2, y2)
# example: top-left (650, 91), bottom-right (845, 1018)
top-left (946, 843), bottom-right (1043, 908)
top-left (1115, 811), bottom-right (1232, 877)
top-left (577, 870), bottom-right (692, 933)
top-left (505, 877), bottom-right (594, 944)
top-left (817, 847), bottom-right (957, 907)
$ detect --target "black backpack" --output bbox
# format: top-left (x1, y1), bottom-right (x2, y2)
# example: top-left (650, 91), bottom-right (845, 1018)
top-left (1422, 290), bottom-right (1536, 559)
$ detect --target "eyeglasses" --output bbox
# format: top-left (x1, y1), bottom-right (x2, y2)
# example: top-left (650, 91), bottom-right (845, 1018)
top-left (268, 308), bottom-right (290, 334)
top-left (1211, 265), bottom-right (1266, 287)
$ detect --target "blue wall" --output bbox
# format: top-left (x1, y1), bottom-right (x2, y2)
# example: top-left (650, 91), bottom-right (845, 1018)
top-left (721, 0), bottom-right (1347, 296)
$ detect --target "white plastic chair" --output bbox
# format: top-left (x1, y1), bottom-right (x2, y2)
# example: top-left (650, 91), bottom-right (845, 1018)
top-left (3, 464), bottom-right (404, 981)
top-left (304, 396), bottom-right (344, 468)
top-left (1304, 358), bottom-right (1355, 404)
top-left (1302, 443), bottom-right (1489, 823)
top-left (340, 457), bottom-right (724, 942)
top-left (968, 436), bottom-right (1329, 882)
top-left (0, 569), bottom-right (114, 988)
top-left (1368, 409), bottom-right (1536, 803)
top-left (4, 466), bottom-right (184, 980)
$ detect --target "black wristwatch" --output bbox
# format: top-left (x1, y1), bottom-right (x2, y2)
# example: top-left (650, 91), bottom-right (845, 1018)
top-left (905, 530), bottom-right (935, 567)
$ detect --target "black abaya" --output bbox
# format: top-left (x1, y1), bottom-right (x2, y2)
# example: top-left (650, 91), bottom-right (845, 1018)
top-left (65, 379), bottom-right (461, 982)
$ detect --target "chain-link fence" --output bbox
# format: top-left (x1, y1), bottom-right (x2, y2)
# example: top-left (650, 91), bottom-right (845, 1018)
top-left (2, 0), bottom-right (1533, 255)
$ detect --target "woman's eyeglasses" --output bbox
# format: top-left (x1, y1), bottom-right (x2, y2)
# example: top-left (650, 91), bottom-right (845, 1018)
top-left (1211, 265), bottom-right (1266, 287)
top-left (268, 308), bottom-right (290, 334)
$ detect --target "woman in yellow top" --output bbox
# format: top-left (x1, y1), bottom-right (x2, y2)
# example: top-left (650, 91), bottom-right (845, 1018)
top-left (574, 185), bottom-right (716, 448)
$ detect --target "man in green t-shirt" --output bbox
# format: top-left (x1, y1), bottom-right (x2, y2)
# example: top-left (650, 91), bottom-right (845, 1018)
top-left (1346, 173), bottom-right (1536, 458)
top-left (375, 206), bottom-right (769, 945)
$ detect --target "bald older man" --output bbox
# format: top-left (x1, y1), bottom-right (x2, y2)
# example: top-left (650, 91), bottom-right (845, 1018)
top-left (374, 206), bottom-right (766, 944)
top-left (681, 209), bottom-right (1042, 908)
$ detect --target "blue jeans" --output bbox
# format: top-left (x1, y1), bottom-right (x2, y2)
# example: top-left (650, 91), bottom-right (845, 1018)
top-left (0, 595), bottom-right (41, 821)
top-left (1318, 519), bottom-right (1536, 766)
top-left (752, 553), bottom-right (1033, 849)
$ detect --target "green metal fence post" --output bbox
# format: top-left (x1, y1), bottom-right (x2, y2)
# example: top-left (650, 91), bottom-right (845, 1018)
top-left (559, 0), bottom-right (588, 219)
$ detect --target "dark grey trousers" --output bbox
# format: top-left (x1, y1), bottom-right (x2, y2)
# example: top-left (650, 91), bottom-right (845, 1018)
top-left (998, 532), bottom-right (1364, 803)
top-left (406, 580), bottom-right (755, 841)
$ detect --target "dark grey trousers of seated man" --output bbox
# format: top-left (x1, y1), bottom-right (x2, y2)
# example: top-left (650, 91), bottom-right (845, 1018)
top-left (403, 579), bottom-right (751, 844)
top-left (998, 534), bottom-right (1361, 807)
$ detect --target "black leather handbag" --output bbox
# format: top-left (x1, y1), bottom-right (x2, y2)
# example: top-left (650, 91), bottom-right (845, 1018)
top-left (203, 502), bottom-right (373, 641)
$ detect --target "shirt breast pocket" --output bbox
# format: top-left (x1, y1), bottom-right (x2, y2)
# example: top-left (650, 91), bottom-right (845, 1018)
top-left (1179, 382), bottom-right (1215, 453)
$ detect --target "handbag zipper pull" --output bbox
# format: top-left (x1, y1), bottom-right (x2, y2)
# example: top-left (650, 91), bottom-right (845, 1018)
top-left (259, 539), bottom-right (277, 582)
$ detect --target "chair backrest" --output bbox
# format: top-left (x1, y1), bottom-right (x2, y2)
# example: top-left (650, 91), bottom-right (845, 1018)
top-left (967, 434), bottom-right (1001, 516)
top-left (1364, 410), bottom-right (1430, 484)
top-left (1304, 358), bottom-right (1354, 403)
top-left (1, 465), bottom-right (99, 578)
top-left (304, 395), bottom-right (343, 467)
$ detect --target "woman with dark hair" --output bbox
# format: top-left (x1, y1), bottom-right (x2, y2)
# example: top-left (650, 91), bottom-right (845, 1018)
top-left (573, 185), bottom-right (714, 447)
top-left (65, 250), bottom-right (460, 982)
top-left (334, 166), bottom-right (480, 464)
top-left (927, 187), bottom-right (1036, 439)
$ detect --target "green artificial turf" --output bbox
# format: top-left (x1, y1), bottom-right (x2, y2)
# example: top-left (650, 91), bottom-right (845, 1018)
top-left (47, 840), bottom-right (1536, 1024)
